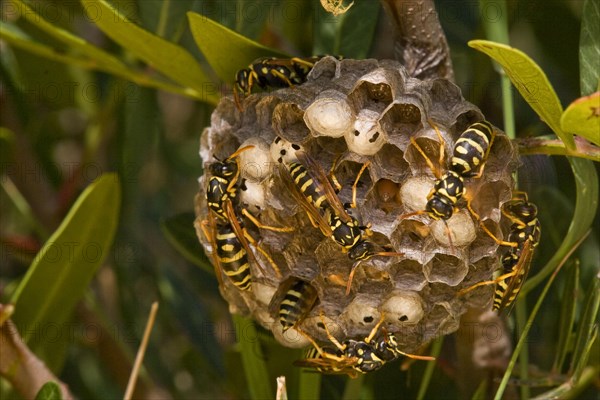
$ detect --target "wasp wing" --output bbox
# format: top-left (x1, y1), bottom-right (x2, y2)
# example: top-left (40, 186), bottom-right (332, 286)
top-left (197, 212), bottom-right (225, 287)
top-left (277, 163), bottom-right (332, 237)
top-left (496, 240), bottom-right (534, 315)
top-left (296, 151), bottom-right (352, 223)
top-left (223, 199), bottom-right (268, 276)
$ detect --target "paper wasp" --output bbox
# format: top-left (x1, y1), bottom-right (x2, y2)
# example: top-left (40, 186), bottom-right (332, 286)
top-left (276, 141), bottom-right (401, 293)
top-left (234, 56), bottom-right (338, 110)
top-left (294, 313), bottom-right (434, 377)
top-left (269, 277), bottom-right (319, 332)
top-left (399, 120), bottom-right (496, 246)
top-left (202, 145), bottom-right (292, 290)
top-left (458, 192), bottom-right (540, 313)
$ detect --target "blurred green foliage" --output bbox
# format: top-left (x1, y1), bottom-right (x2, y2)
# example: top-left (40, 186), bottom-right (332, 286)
top-left (0, 0), bottom-right (598, 399)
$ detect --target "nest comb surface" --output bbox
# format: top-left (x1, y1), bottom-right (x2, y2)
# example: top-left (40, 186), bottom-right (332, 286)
top-left (194, 57), bottom-right (518, 352)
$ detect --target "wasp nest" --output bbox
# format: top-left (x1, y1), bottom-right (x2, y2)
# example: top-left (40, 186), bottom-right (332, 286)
top-left (194, 57), bottom-right (518, 353)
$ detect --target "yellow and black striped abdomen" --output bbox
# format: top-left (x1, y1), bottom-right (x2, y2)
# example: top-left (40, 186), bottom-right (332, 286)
top-left (215, 223), bottom-right (251, 291)
top-left (288, 162), bottom-right (328, 209)
top-left (451, 121), bottom-right (494, 177)
top-left (278, 279), bottom-right (318, 331)
top-left (492, 266), bottom-right (526, 311)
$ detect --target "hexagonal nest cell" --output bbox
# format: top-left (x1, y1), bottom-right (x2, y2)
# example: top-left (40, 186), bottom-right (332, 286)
top-left (194, 57), bottom-right (518, 355)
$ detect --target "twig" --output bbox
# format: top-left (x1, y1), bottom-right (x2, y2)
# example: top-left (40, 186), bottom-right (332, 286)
top-left (124, 302), bottom-right (159, 400)
top-left (379, 0), bottom-right (454, 81)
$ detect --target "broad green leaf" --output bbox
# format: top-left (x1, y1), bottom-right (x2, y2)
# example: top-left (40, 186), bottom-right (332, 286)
top-left (232, 314), bottom-right (273, 400)
top-left (522, 157), bottom-right (598, 295)
top-left (580, 0), bottom-right (600, 96)
top-left (553, 261), bottom-right (579, 372)
top-left (0, 22), bottom-right (200, 99)
top-left (0, 23), bottom-right (104, 71)
top-left (11, 174), bottom-right (121, 372)
top-left (469, 40), bottom-right (575, 149)
top-left (34, 382), bottom-right (62, 400)
top-left (187, 12), bottom-right (287, 83)
top-left (313, 1), bottom-right (379, 59)
top-left (7, 0), bottom-right (128, 74)
top-left (80, 0), bottom-right (218, 105)
top-left (160, 212), bottom-right (213, 273)
top-left (560, 92), bottom-right (600, 146)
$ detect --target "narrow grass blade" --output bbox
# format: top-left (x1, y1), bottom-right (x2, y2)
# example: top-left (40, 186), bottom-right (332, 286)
top-left (416, 337), bottom-right (443, 400)
top-left (569, 273), bottom-right (599, 381)
top-left (298, 369), bottom-right (321, 400)
top-left (522, 157), bottom-right (598, 295)
top-left (479, 0), bottom-right (515, 139)
top-left (468, 40), bottom-right (574, 149)
top-left (553, 261), bottom-right (580, 373)
top-left (342, 374), bottom-right (364, 400)
top-left (11, 174), bottom-right (121, 372)
top-left (494, 233), bottom-right (589, 400)
top-left (560, 92), bottom-right (600, 147)
top-left (80, 0), bottom-right (218, 104)
top-left (187, 12), bottom-right (287, 83)
top-left (232, 315), bottom-right (273, 400)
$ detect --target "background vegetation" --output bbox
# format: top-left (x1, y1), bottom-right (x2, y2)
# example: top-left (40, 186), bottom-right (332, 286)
top-left (0, 0), bottom-right (598, 399)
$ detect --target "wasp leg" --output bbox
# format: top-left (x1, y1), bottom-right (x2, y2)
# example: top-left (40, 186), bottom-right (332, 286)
top-left (428, 119), bottom-right (447, 172)
top-left (328, 154), bottom-right (344, 193)
top-left (269, 69), bottom-right (295, 86)
top-left (290, 57), bottom-right (316, 68)
top-left (317, 312), bottom-right (346, 353)
top-left (243, 230), bottom-right (282, 277)
top-left (241, 208), bottom-right (294, 232)
top-left (457, 270), bottom-right (517, 297)
top-left (465, 197), bottom-right (519, 248)
top-left (365, 313), bottom-right (386, 343)
top-left (350, 161), bottom-right (371, 209)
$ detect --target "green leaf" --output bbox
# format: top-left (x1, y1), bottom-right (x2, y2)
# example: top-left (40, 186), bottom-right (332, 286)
top-left (468, 40), bottom-right (575, 149)
top-left (313, 1), bottom-right (379, 59)
top-left (0, 22), bottom-right (201, 99)
top-left (232, 314), bottom-right (273, 400)
top-left (187, 12), bottom-right (287, 83)
top-left (11, 174), bottom-right (121, 372)
top-left (0, 22), bottom-right (104, 70)
top-left (522, 158), bottom-right (599, 295)
top-left (80, 0), bottom-right (218, 105)
top-left (580, 0), bottom-right (600, 96)
top-left (160, 212), bottom-right (213, 274)
top-left (560, 92), bottom-right (600, 146)
top-left (34, 382), bottom-right (62, 400)
top-left (7, 0), bottom-right (128, 74)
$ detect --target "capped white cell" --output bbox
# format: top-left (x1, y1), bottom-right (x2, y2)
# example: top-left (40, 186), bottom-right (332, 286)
top-left (270, 136), bottom-right (303, 164)
top-left (238, 138), bottom-right (272, 182)
top-left (304, 90), bottom-right (355, 138)
top-left (345, 109), bottom-right (387, 155)
top-left (382, 291), bottom-right (424, 325)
